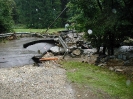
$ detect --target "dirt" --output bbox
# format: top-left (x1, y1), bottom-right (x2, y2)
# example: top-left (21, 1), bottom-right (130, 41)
top-left (71, 83), bottom-right (114, 99)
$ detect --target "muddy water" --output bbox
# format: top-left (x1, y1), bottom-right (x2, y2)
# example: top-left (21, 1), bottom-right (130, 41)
top-left (0, 37), bottom-right (54, 68)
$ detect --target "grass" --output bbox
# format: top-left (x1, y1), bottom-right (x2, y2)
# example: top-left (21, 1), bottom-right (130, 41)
top-left (14, 28), bottom-right (64, 34)
top-left (62, 61), bottom-right (133, 99)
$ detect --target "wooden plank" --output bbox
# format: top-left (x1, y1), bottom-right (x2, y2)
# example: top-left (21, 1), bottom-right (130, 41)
top-left (40, 57), bottom-right (58, 61)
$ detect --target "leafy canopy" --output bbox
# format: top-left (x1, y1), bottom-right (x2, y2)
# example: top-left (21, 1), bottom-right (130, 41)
top-left (0, 0), bottom-right (14, 33)
top-left (67, 0), bottom-right (133, 52)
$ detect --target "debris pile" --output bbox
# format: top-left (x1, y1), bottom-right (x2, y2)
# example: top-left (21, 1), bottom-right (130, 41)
top-left (23, 30), bottom-right (94, 66)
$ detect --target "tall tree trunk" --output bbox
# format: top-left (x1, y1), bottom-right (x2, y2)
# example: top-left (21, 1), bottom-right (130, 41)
top-left (103, 46), bottom-right (106, 55)
top-left (108, 32), bottom-right (114, 55)
top-left (97, 46), bottom-right (100, 53)
top-left (96, 0), bottom-right (102, 12)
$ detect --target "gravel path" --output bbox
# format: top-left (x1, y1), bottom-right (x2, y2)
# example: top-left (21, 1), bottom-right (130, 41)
top-left (0, 62), bottom-right (75, 99)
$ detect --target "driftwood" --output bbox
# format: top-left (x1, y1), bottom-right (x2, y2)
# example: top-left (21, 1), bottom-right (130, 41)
top-left (40, 57), bottom-right (58, 61)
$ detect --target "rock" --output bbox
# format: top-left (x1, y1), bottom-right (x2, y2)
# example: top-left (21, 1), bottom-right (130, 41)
top-left (115, 69), bottom-right (123, 72)
top-left (50, 46), bottom-right (65, 54)
top-left (117, 54), bottom-right (123, 59)
top-left (98, 63), bottom-right (106, 67)
top-left (107, 59), bottom-right (124, 66)
top-left (124, 60), bottom-right (130, 66)
top-left (109, 55), bottom-right (115, 59)
top-left (71, 48), bottom-right (83, 56)
top-left (123, 55), bottom-right (127, 60)
top-left (129, 54), bottom-right (133, 59)
top-left (77, 95), bottom-right (81, 97)
top-left (126, 79), bottom-right (131, 86)
top-left (109, 67), bottom-right (114, 71)
top-left (100, 57), bottom-right (108, 63)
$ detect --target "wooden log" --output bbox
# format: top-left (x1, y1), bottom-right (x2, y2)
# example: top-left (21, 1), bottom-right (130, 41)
top-left (40, 57), bottom-right (58, 61)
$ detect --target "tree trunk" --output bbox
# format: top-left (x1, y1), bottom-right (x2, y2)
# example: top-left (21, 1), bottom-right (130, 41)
top-left (102, 46), bottom-right (106, 55)
top-left (108, 32), bottom-right (114, 55)
top-left (97, 46), bottom-right (100, 53)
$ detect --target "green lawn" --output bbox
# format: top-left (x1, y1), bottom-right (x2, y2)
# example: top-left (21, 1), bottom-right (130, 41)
top-left (14, 28), bottom-right (64, 34)
top-left (62, 61), bottom-right (133, 99)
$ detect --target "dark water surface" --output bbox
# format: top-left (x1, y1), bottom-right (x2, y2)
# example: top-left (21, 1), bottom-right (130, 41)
top-left (0, 37), bottom-right (54, 68)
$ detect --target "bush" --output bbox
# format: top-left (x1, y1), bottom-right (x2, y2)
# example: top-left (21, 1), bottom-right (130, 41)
top-left (0, 0), bottom-right (14, 33)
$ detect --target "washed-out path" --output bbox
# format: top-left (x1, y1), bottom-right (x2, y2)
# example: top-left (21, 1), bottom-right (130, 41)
top-left (0, 37), bottom-right (74, 99)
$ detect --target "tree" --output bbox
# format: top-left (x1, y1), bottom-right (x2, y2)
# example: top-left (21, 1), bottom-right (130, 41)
top-left (60, 0), bottom-right (69, 26)
top-left (0, 0), bottom-right (14, 33)
top-left (67, 0), bottom-right (133, 55)
top-left (14, 0), bottom-right (65, 28)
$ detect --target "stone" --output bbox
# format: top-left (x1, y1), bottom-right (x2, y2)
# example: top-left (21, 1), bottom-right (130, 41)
top-left (77, 95), bottom-right (81, 97)
top-left (109, 55), bottom-right (115, 59)
top-left (50, 46), bottom-right (65, 54)
top-left (109, 67), bottom-right (114, 71)
top-left (122, 55), bottom-right (126, 60)
top-left (118, 54), bottom-right (123, 59)
top-left (124, 60), bottom-right (130, 66)
top-left (115, 69), bottom-right (123, 72)
top-left (126, 79), bottom-right (131, 86)
top-left (98, 63), bottom-right (106, 67)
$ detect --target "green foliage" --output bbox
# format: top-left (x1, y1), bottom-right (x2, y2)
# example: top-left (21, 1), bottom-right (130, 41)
top-left (0, 0), bottom-right (14, 33)
top-left (67, 0), bottom-right (133, 55)
top-left (14, 28), bottom-right (64, 34)
top-left (62, 61), bottom-right (133, 99)
top-left (14, 0), bottom-right (68, 29)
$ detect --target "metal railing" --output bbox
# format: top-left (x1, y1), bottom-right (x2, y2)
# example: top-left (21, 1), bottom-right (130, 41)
top-left (58, 36), bottom-right (69, 58)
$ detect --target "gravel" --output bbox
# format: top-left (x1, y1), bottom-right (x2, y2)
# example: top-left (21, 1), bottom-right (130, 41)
top-left (0, 61), bottom-right (75, 99)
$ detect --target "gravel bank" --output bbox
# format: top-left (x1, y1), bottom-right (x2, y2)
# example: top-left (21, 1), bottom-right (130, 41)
top-left (0, 62), bottom-right (75, 99)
